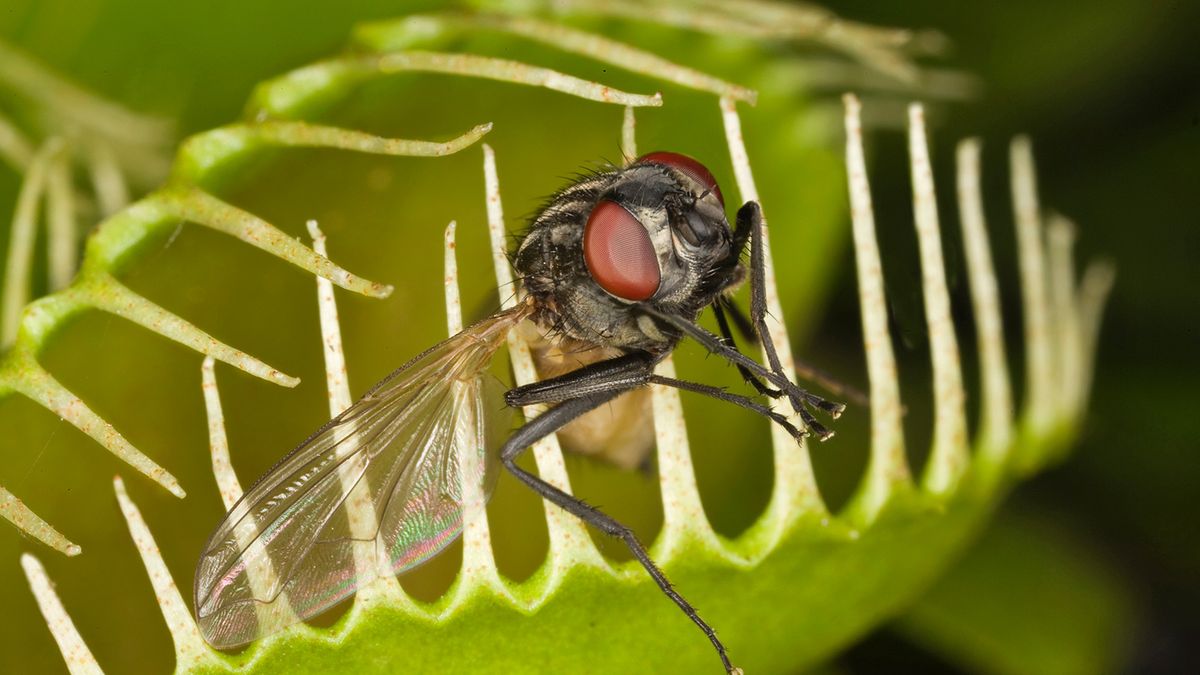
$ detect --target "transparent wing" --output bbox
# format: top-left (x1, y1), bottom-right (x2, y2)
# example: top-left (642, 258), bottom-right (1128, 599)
top-left (194, 307), bottom-right (528, 649)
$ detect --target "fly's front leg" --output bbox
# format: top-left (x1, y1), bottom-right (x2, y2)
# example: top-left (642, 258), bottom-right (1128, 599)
top-left (739, 202), bottom-right (869, 407)
top-left (499, 376), bottom-right (737, 674)
top-left (712, 299), bottom-right (780, 399)
top-left (738, 202), bottom-right (847, 434)
top-left (640, 304), bottom-right (833, 439)
top-left (716, 295), bottom-right (758, 347)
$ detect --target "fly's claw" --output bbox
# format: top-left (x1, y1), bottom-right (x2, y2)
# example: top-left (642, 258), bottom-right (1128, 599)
top-left (810, 396), bottom-right (846, 420)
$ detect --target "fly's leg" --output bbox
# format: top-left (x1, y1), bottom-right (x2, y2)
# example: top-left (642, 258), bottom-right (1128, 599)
top-left (718, 208), bottom-right (779, 397)
top-left (738, 201), bottom-right (796, 411)
top-left (716, 296), bottom-right (759, 347)
top-left (647, 374), bottom-right (805, 442)
top-left (508, 351), bottom-right (803, 441)
top-left (739, 202), bottom-right (868, 408)
top-left (505, 351), bottom-right (656, 406)
top-left (640, 304), bottom-right (835, 439)
top-left (718, 296), bottom-right (851, 405)
top-left (712, 299), bottom-right (781, 399)
top-left (500, 383), bottom-right (737, 674)
top-left (739, 202), bottom-right (845, 432)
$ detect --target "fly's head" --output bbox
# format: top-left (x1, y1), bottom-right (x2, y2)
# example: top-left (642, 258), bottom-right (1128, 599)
top-left (583, 152), bottom-right (740, 319)
top-left (516, 151), bottom-right (742, 352)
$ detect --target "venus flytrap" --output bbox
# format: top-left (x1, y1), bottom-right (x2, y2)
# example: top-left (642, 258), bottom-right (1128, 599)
top-left (1076, 261), bottom-right (1116, 411)
top-left (720, 96), bottom-right (826, 528)
top-left (0, 38), bottom-right (171, 357)
top-left (624, 109), bottom-right (733, 560)
top-left (114, 476), bottom-right (227, 671)
top-left (0, 40), bottom-right (173, 190)
top-left (18, 554), bottom-right (99, 673)
top-left (1011, 136), bottom-right (1056, 451)
top-left (3, 138), bottom-right (66, 347)
top-left (4, 3), bottom-right (1111, 672)
top-left (249, 51), bottom-right (662, 123)
top-left (0, 0), bottom-right (931, 560)
top-left (201, 356), bottom-right (301, 636)
top-left (955, 138), bottom-right (1014, 466)
top-left (2, 491), bottom-right (80, 558)
top-left (351, 12), bottom-right (756, 104)
top-left (442, 219), bottom-right (516, 606)
top-left (45, 144), bottom-right (77, 291)
top-left (908, 104), bottom-right (969, 496)
top-left (27, 93), bottom-right (1109, 673)
top-left (480, 0), bottom-right (940, 83)
top-left (842, 93), bottom-right (910, 524)
top-left (306, 219), bottom-right (410, 613)
top-left (2, 341), bottom-right (186, 499)
top-left (0, 112), bottom-right (35, 171)
top-left (171, 122), bottom-right (494, 186)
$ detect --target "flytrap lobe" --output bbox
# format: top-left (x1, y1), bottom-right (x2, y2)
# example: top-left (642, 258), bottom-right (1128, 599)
top-left (25, 100), bottom-right (1109, 673)
top-left (7, 3), bottom-right (1110, 673)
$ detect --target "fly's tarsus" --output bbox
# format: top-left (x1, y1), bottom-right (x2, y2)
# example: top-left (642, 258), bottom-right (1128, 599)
top-left (648, 373), bottom-right (806, 443)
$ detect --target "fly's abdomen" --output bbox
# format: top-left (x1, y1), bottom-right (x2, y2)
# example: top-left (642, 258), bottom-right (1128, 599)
top-left (519, 322), bottom-right (656, 470)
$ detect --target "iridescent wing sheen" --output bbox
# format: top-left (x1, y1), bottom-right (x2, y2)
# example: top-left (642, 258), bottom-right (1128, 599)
top-left (193, 308), bottom-right (527, 649)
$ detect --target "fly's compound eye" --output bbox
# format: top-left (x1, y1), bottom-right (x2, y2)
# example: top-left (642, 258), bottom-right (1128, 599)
top-left (583, 199), bottom-right (661, 302)
top-left (637, 151), bottom-right (724, 207)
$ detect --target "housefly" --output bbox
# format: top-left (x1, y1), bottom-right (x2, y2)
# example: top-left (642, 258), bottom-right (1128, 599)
top-left (193, 151), bottom-right (844, 673)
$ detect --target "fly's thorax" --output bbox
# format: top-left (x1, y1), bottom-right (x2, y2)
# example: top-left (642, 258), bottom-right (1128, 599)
top-left (519, 322), bottom-right (656, 470)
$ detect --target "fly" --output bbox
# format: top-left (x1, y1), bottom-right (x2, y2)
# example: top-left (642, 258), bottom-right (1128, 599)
top-left (193, 151), bottom-right (846, 673)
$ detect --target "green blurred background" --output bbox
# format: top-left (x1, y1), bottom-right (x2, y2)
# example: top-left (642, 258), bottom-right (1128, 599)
top-left (0, 0), bottom-right (1196, 673)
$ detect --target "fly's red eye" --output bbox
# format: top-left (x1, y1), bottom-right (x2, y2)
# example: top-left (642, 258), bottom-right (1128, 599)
top-left (583, 200), bottom-right (661, 301)
top-left (637, 151), bottom-right (724, 207)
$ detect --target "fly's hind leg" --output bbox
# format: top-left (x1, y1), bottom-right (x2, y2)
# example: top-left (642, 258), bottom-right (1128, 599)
top-left (499, 377), bottom-right (737, 674)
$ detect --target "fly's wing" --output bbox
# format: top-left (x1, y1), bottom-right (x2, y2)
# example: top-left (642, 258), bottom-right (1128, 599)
top-left (193, 307), bottom-right (526, 649)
